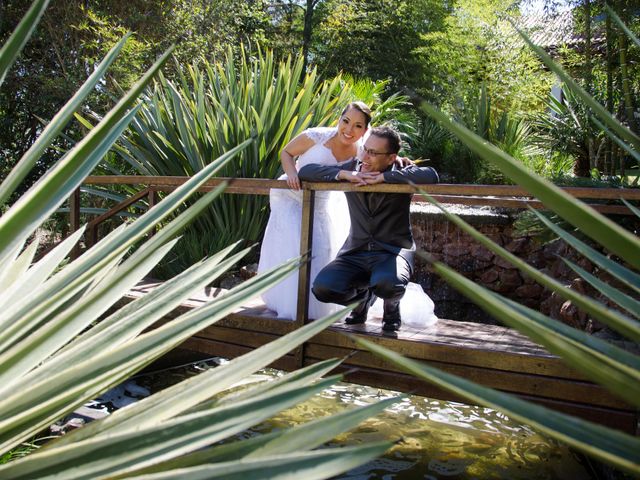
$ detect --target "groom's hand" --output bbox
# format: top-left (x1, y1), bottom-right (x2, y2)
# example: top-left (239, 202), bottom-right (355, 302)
top-left (364, 173), bottom-right (385, 184)
top-left (337, 170), bottom-right (380, 186)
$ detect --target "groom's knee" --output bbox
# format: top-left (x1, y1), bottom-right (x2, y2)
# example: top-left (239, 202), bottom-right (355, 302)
top-left (372, 278), bottom-right (406, 300)
top-left (312, 281), bottom-right (345, 304)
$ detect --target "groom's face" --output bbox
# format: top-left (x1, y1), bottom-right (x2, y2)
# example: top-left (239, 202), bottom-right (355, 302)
top-left (361, 135), bottom-right (396, 173)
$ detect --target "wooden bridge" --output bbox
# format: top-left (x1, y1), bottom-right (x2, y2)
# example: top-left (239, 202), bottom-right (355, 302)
top-left (74, 176), bottom-right (640, 434)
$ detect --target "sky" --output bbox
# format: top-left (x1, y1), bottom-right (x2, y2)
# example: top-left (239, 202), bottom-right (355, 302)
top-left (520, 0), bottom-right (572, 15)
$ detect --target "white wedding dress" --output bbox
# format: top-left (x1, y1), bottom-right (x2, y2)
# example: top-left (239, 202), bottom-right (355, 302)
top-left (258, 127), bottom-right (437, 328)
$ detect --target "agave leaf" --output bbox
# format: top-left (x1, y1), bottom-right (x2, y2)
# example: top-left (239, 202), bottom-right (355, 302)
top-left (530, 209), bottom-right (640, 295)
top-left (144, 385), bottom-right (394, 474)
top-left (80, 186), bottom-right (144, 208)
top-left (622, 198), bottom-right (640, 219)
top-left (211, 359), bottom-right (344, 409)
top-left (0, 43), bottom-right (176, 255)
top-left (1, 103), bottom-right (141, 252)
top-left (0, 256), bottom-right (306, 452)
top-left (1, 377), bottom-right (343, 479)
top-left (357, 338), bottom-right (640, 475)
top-left (606, 5), bottom-right (640, 49)
top-left (429, 261), bottom-right (640, 407)
top-left (562, 258), bottom-right (640, 319)
top-left (417, 191), bottom-right (640, 342)
top-left (0, 34), bottom-right (131, 205)
top-left (0, 227), bottom-right (85, 311)
top-left (50, 301), bottom-right (346, 447)
top-left (0, 237), bottom-right (39, 291)
top-left (0, 144), bottom-right (246, 348)
top-left (121, 433), bottom-right (285, 476)
top-left (512, 22), bottom-right (640, 150)
top-left (0, 226), bottom-right (130, 354)
top-left (418, 103), bottom-right (640, 270)
top-left (0, 0), bottom-right (48, 87)
top-left (127, 444), bottom-right (392, 480)
top-left (46, 245), bottom-right (245, 365)
top-left (0, 239), bottom-right (177, 388)
top-left (591, 117), bottom-right (640, 167)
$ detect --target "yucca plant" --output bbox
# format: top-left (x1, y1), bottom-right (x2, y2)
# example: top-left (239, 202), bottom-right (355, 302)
top-left (105, 47), bottom-right (356, 276)
top-left (451, 83), bottom-right (534, 184)
top-left (110, 51), bottom-right (413, 276)
top-left (359, 9), bottom-right (640, 476)
top-left (0, 2), bottom-right (394, 477)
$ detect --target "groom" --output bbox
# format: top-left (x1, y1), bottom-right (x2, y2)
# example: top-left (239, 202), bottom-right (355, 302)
top-left (298, 126), bottom-right (439, 331)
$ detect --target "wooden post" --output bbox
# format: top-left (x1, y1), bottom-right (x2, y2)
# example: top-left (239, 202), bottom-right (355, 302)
top-left (148, 188), bottom-right (158, 237)
top-left (69, 187), bottom-right (81, 259)
top-left (294, 188), bottom-right (315, 367)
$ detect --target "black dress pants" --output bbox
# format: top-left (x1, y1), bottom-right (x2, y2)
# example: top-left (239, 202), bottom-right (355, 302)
top-left (312, 250), bottom-right (411, 308)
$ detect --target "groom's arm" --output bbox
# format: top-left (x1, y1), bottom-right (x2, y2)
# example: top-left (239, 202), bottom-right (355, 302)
top-left (298, 160), bottom-right (359, 183)
top-left (379, 165), bottom-right (439, 184)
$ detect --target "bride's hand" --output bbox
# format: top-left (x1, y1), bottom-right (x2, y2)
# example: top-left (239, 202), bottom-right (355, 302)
top-left (287, 172), bottom-right (301, 190)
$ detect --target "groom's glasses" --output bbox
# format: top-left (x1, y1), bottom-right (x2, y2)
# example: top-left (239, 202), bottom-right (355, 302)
top-left (363, 147), bottom-right (392, 157)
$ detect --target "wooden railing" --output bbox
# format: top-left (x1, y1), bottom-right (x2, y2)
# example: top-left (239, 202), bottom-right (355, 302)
top-left (70, 175), bottom-right (640, 332)
top-left (76, 176), bottom-right (640, 431)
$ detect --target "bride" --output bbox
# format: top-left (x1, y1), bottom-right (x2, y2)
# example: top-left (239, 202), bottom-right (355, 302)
top-left (258, 102), bottom-right (370, 320)
top-left (258, 102), bottom-right (437, 327)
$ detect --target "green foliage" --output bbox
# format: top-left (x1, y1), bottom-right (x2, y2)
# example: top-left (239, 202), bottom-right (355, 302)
top-left (313, 0), bottom-right (450, 91)
top-left (0, 0), bottom-right (274, 200)
top-left (342, 75), bottom-right (419, 147)
top-left (424, 84), bottom-right (535, 183)
top-left (419, 0), bottom-right (553, 112)
top-left (112, 48), bottom-right (407, 277)
top-left (362, 11), bottom-right (640, 475)
top-left (530, 87), bottom-right (605, 176)
top-left (0, 4), bottom-right (393, 477)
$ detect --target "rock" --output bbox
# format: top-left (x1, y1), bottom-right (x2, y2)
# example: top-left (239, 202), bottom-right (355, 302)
top-left (443, 244), bottom-right (467, 257)
top-left (220, 274), bottom-right (244, 289)
top-left (479, 269), bottom-right (499, 284)
top-left (499, 269), bottom-right (522, 289)
top-left (543, 239), bottom-right (568, 260)
top-left (559, 300), bottom-right (588, 330)
top-left (471, 244), bottom-right (494, 262)
top-left (550, 258), bottom-right (572, 278)
top-left (515, 283), bottom-right (543, 299)
top-left (493, 255), bottom-right (518, 269)
top-left (577, 257), bottom-right (594, 273)
top-left (240, 263), bottom-right (258, 279)
top-left (505, 237), bottom-right (528, 253)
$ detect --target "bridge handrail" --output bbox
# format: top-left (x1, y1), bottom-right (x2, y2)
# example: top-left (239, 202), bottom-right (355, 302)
top-left (70, 175), bottom-right (639, 330)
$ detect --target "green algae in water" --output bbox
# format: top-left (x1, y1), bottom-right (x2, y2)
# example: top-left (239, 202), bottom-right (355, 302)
top-left (135, 361), bottom-right (591, 480)
top-left (251, 377), bottom-right (589, 479)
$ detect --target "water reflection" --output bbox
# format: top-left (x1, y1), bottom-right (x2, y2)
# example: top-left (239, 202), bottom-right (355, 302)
top-left (131, 360), bottom-right (590, 480)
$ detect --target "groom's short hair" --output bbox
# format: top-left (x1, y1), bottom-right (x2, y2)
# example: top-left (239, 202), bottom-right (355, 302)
top-left (369, 126), bottom-right (400, 154)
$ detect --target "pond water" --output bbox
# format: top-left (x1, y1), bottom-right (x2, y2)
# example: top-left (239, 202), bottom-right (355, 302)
top-left (85, 358), bottom-right (592, 480)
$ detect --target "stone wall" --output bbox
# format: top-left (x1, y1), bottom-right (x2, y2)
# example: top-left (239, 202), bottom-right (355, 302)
top-left (410, 203), bottom-right (639, 334)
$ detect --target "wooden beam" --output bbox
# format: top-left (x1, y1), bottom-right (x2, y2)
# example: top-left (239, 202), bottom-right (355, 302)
top-left (83, 176), bottom-right (640, 201)
top-left (294, 189), bottom-right (315, 367)
top-left (69, 187), bottom-right (81, 259)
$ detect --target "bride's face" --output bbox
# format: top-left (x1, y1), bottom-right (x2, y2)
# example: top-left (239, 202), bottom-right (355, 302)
top-left (336, 107), bottom-right (368, 145)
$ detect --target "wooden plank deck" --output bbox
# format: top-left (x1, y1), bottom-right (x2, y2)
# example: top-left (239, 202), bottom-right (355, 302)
top-left (127, 281), bottom-right (639, 434)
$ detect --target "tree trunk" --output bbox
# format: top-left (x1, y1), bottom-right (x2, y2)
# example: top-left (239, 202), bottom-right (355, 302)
top-left (605, 9), bottom-right (614, 175)
top-left (302, 0), bottom-right (316, 73)
top-left (574, 0), bottom-right (593, 177)
top-left (619, 32), bottom-right (637, 134)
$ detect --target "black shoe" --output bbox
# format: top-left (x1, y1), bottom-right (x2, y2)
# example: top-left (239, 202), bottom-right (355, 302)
top-left (382, 300), bottom-right (401, 331)
top-left (345, 310), bottom-right (367, 325)
top-left (345, 289), bottom-right (375, 325)
top-left (382, 317), bottom-right (401, 332)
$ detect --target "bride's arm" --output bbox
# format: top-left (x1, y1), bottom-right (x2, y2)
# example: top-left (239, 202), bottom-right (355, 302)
top-left (280, 134), bottom-right (315, 191)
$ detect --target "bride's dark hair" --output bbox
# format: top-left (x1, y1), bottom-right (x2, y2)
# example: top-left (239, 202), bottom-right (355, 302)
top-left (341, 101), bottom-right (372, 127)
